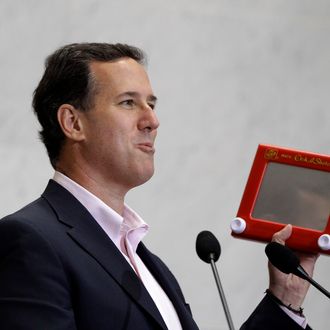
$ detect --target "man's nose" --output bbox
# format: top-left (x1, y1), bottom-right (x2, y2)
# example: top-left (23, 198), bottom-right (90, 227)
top-left (138, 106), bottom-right (160, 132)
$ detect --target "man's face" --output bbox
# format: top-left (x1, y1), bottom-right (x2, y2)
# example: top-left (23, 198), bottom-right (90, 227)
top-left (79, 58), bottom-right (159, 191)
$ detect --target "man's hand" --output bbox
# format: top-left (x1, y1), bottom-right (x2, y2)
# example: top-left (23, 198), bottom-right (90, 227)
top-left (268, 224), bottom-right (319, 309)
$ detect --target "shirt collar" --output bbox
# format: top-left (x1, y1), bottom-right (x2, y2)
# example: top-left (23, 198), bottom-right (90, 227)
top-left (52, 171), bottom-right (149, 253)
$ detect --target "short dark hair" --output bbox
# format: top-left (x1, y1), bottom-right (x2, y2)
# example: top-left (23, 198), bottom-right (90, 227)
top-left (32, 42), bottom-right (146, 168)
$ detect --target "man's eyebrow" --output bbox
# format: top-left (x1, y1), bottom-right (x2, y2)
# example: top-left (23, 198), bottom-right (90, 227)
top-left (148, 95), bottom-right (158, 103)
top-left (117, 91), bottom-right (158, 103)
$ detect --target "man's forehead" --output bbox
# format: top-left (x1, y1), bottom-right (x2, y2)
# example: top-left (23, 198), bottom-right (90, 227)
top-left (89, 59), bottom-right (155, 97)
top-left (89, 58), bottom-right (146, 78)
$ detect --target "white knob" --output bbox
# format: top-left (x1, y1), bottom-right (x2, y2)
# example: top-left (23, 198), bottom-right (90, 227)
top-left (318, 234), bottom-right (330, 251)
top-left (231, 217), bottom-right (246, 234)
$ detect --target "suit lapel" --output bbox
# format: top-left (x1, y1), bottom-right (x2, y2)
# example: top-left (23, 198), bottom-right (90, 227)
top-left (138, 243), bottom-right (199, 330)
top-left (42, 180), bottom-right (167, 330)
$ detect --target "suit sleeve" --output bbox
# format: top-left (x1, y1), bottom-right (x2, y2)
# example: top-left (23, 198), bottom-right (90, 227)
top-left (0, 218), bottom-right (77, 330)
top-left (240, 294), bottom-right (312, 330)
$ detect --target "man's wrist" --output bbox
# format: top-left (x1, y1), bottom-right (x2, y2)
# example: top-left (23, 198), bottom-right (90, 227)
top-left (268, 283), bottom-right (306, 309)
top-left (265, 289), bottom-right (304, 316)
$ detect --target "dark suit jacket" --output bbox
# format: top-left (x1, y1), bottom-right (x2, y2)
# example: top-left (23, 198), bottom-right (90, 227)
top-left (0, 180), bottom-right (311, 329)
top-left (0, 180), bottom-right (198, 330)
top-left (241, 294), bottom-right (312, 330)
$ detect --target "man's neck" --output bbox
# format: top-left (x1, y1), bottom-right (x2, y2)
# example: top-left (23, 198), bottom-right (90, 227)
top-left (55, 166), bottom-right (127, 215)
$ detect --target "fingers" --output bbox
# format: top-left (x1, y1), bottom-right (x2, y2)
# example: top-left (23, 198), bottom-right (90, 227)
top-left (272, 224), bottom-right (292, 245)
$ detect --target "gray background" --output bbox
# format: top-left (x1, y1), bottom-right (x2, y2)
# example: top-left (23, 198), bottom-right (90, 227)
top-left (1, 0), bottom-right (329, 329)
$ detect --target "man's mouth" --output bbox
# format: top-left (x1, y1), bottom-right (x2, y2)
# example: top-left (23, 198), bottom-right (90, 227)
top-left (136, 142), bottom-right (155, 154)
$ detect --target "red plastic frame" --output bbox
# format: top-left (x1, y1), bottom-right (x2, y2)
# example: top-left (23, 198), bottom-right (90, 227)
top-left (233, 144), bottom-right (330, 255)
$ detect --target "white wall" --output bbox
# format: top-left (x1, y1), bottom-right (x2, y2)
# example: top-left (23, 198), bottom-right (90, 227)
top-left (1, 1), bottom-right (329, 329)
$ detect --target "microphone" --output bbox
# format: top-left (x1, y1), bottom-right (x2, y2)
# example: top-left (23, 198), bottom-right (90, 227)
top-left (196, 230), bottom-right (221, 263)
top-left (265, 242), bottom-right (330, 299)
top-left (196, 231), bottom-right (235, 330)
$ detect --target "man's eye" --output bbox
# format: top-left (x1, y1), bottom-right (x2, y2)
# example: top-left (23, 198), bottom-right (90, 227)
top-left (120, 100), bottom-right (134, 107)
top-left (148, 103), bottom-right (156, 110)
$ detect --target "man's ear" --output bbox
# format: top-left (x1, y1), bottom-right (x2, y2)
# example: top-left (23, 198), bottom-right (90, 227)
top-left (57, 104), bottom-right (85, 142)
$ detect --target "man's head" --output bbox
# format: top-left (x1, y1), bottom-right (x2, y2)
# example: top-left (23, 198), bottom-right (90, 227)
top-left (33, 43), bottom-right (146, 168)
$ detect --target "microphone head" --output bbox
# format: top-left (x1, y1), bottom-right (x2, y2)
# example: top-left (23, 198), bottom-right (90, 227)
top-left (265, 241), bottom-right (300, 274)
top-left (196, 230), bottom-right (221, 263)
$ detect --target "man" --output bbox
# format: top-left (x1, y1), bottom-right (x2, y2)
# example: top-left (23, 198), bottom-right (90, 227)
top-left (0, 43), bottom-right (317, 329)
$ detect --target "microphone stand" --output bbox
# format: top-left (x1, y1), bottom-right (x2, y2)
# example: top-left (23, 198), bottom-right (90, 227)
top-left (210, 253), bottom-right (235, 330)
top-left (296, 265), bottom-right (330, 299)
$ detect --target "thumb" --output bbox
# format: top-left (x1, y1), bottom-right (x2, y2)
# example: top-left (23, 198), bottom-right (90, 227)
top-left (272, 224), bottom-right (292, 245)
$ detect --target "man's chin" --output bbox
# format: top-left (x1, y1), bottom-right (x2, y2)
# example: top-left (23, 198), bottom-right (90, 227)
top-left (133, 168), bottom-right (155, 187)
